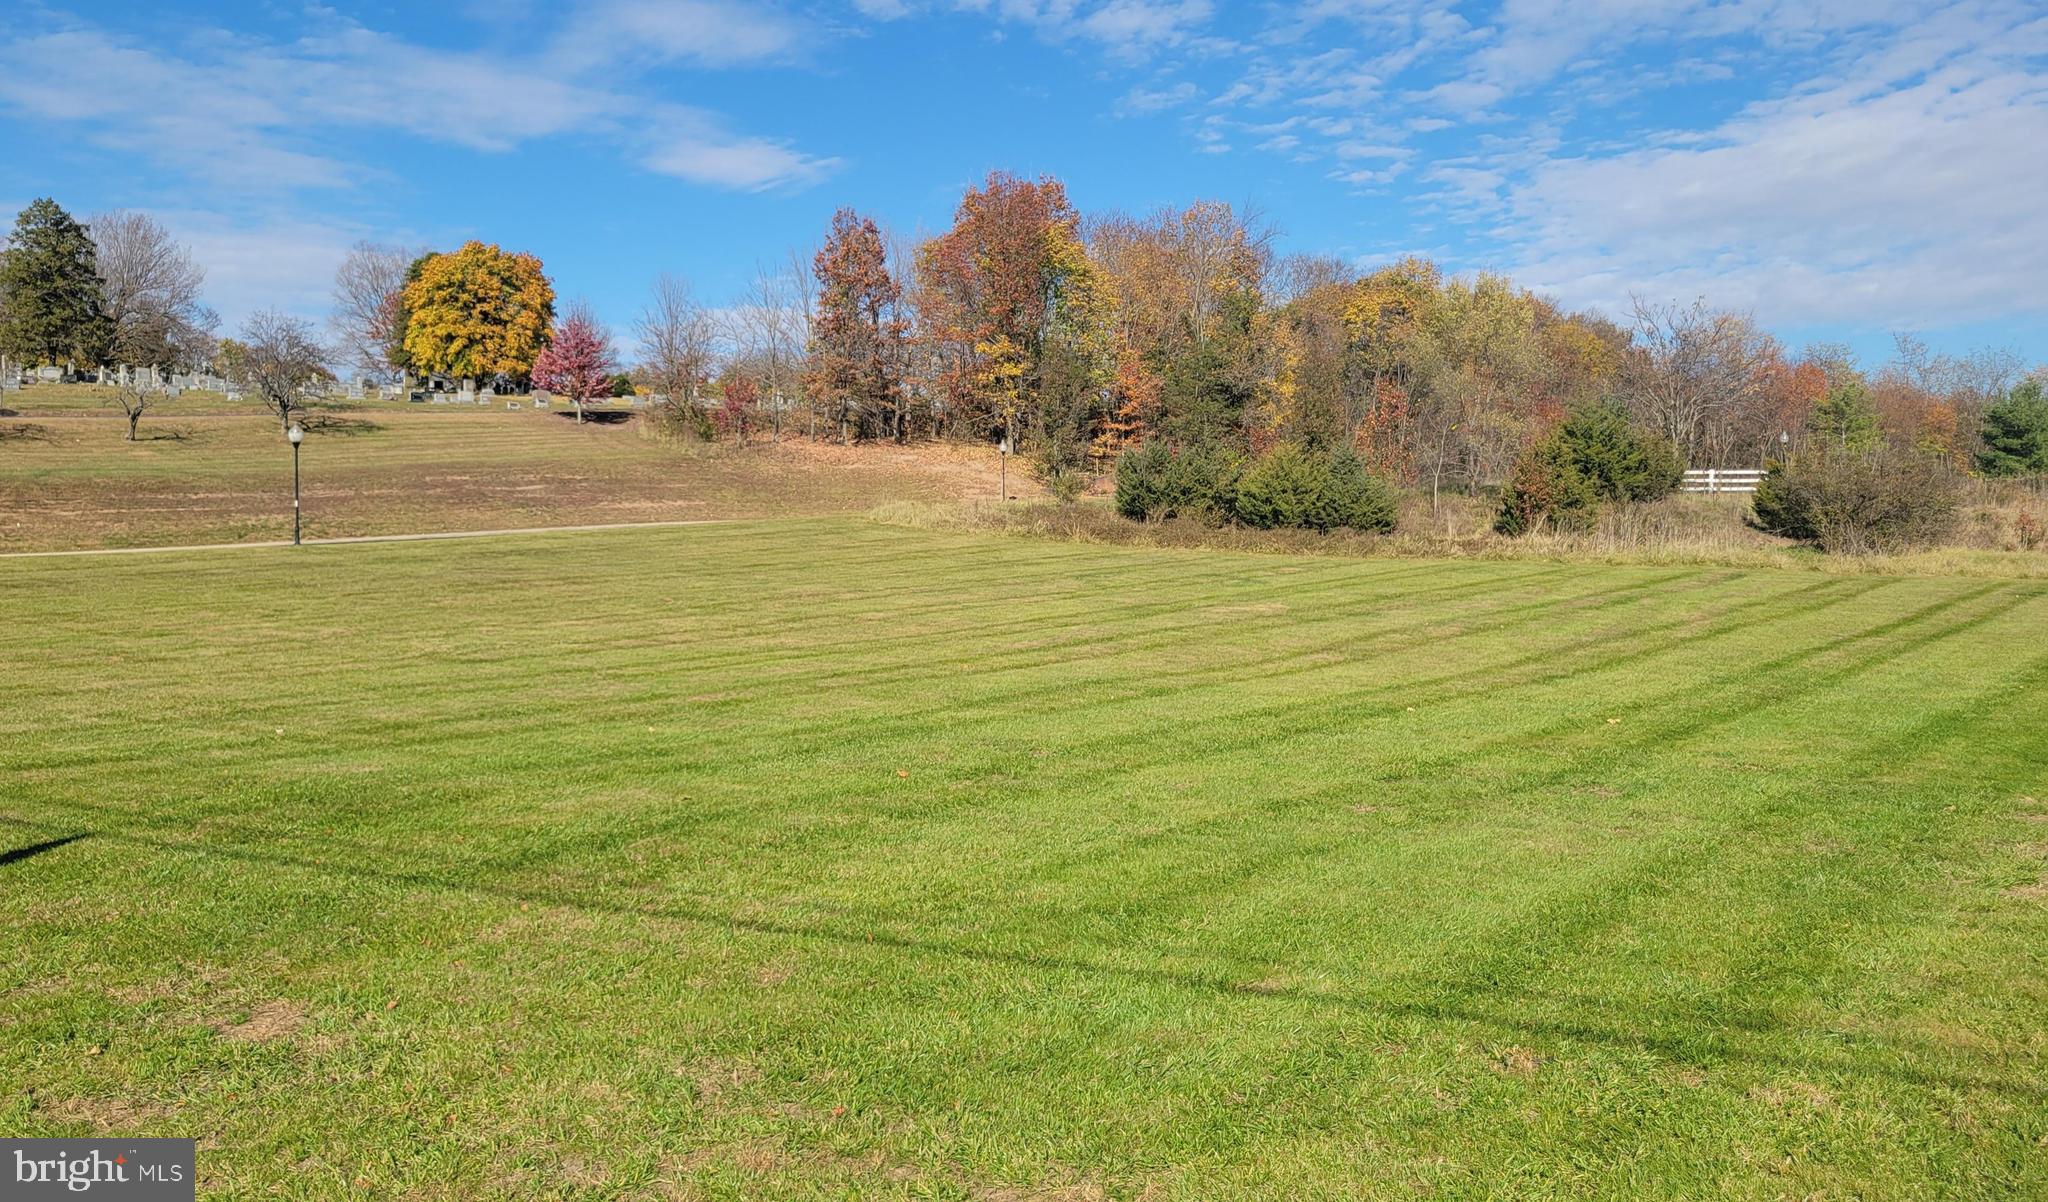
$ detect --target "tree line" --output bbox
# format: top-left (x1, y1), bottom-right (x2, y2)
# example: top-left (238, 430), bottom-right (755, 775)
top-left (5, 185), bottom-right (2044, 505)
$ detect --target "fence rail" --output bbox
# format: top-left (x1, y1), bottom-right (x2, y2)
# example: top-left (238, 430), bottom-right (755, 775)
top-left (1680, 468), bottom-right (1766, 494)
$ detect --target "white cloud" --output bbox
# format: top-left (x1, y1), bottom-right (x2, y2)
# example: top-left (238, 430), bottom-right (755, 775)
top-left (164, 213), bottom-right (364, 328)
top-left (1079, 0), bottom-right (1214, 54)
top-left (556, 0), bottom-right (810, 69)
top-left (1122, 81), bottom-right (1198, 113)
top-left (959, 0), bottom-right (1217, 58)
top-left (1499, 37), bottom-right (2048, 326)
top-left (0, 13), bottom-right (838, 195)
top-left (641, 121), bottom-right (841, 190)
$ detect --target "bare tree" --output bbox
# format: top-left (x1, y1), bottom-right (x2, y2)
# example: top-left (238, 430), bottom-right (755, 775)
top-left (90, 211), bottom-right (217, 370)
top-left (242, 310), bottom-right (327, 434)
top-left (330, 242), bottom-right (422, 384)
top-left (636, 274), bottom-right (717, 412)
top-left (727, 261), bottom-right (811, 441)
top-left (1268, 252), bottom-right (1358, 305)
top-left (111, 377), bottom-right (155, 441)
top-left (1622, 296), bottom-right (1780, 467)
top-left (784, 244), bottom-right (821, 437)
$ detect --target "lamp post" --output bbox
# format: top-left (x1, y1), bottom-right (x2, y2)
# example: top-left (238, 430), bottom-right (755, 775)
top-left (287, 422), bottom-right (304, 545)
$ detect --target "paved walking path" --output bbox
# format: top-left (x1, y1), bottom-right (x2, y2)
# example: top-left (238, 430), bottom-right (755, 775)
top-left (0, 519), bottom-right (730, 560)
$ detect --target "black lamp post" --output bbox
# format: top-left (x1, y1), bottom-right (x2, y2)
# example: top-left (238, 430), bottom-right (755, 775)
top-left (287, 422), bottom-right (304, 545)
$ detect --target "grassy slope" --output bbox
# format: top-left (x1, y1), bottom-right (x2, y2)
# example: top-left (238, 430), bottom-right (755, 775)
top-left (2, 520), bottom-right (2045, 1199)
top-left (1, 397), bottom-right (1008, 551)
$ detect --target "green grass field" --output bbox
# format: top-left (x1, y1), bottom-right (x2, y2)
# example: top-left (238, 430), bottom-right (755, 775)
top-left (4, 520), bottom-right (2046, 1199)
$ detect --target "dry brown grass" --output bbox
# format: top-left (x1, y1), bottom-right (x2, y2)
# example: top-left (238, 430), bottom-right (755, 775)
top-left (1, 404), bottom-right (1023, 551)
top-left (871, 488), bottom-right (2048, 579)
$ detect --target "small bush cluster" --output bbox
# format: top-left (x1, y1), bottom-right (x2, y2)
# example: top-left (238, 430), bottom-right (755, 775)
top-left (647, 396), bottom-right (715, 443)
top-left (1496, 402), bottom-right (1683, 534)
top-left (1752, 447), bottom-right (1961, 553)
top-left (1113, 440), bottom-right (1241, 521)
top-left (1115, 441), bottom-right (1397, 532)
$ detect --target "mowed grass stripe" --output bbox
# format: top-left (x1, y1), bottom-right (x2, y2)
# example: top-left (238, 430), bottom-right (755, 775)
top-left (4, 520), bottom-right (2045, 1200)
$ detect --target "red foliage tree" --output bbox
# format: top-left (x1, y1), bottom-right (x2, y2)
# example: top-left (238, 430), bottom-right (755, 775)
top-left (806, 208), bottom-right (907, 443)
top-left (915, 172), bottom-right (1083, 434)
top-left (716, 369), bottom-right (759, 444)
top-left (531, 307), bottom-right (615, 424)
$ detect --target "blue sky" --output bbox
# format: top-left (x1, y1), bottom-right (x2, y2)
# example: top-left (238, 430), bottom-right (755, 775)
top-left (2, 0), bottom-right (2043, 368)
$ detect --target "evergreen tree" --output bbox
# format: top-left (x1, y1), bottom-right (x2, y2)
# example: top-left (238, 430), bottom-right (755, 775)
top-left (1806, 380), bottom-right (1883, 451)
top-left (1974, 379), bottom-right (2048, 477)
top-left (0, 199), bottom-right (112, 366)
top-left (1495, 400), bottom-right (1682, 534)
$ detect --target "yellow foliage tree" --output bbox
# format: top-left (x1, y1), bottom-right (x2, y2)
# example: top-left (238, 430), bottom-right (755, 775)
top-left (400, 242), bottom-right (555, 382)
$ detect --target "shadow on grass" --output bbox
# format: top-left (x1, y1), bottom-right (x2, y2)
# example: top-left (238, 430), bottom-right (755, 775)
top-left (553, 409), bottom-right (635, 425)
top-left (301, 415), bottom-right (385, 436)
top-left (0, 831), bottom-right (90, 867)
top-left (6, 811), bottom-right (2036, 1107)
top-left (0, 420), bottom-right (49, 442)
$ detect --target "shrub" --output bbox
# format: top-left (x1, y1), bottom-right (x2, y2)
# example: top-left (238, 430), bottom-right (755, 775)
top-left (1308, 448), bottom-right (1400, 532)
top-left (608, 373), bottom-right (638, 398)
top-left (1032, 426), bottom-right (1092, 506)
top-left (1496, 402), bottom-right (1680, 534)
top-left (1116, 441), bottom-right (1395, 532)
top-left (1114, 440), bottom-right (1241, 521)
top-left (648, 397), bottom-right (714, 443)
top-left (1230, 444), bottom-right (1401, 532)
top-left (1975, 378), bottom-right (2048, 477)
top-left (1496, 436), bottom-right (1600, 535)
top-left (1232, 444), bottom-right (1324, 529)
top-left (1752, 447), bottom-right (1960, 553)
top-left (1113, 440), bottom-right (1172, 519)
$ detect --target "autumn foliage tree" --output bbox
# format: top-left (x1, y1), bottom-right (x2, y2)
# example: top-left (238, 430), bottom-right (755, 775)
top-left (716, 368), bottom-right (759, 444)
top-left (916, 173), bottom-right (1085, 437)
top-left (530, 305), bottom-right (615, 424)
top-left (806, 208), bottom-right (907, 443)
top-left (400, 241), bottom-right (555, 385)
top-left (915, 173), bottom-right (1112, 485)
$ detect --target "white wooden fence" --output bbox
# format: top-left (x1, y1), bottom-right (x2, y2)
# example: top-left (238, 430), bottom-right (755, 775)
top-left (1681, 468), bottom-right (1765, 494)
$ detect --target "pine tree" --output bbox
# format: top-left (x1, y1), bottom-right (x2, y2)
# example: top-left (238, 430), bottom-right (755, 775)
top-left (1974, 379), bottom-right (2048, 477)
top-left (0, 199), bottom-right (113, 367)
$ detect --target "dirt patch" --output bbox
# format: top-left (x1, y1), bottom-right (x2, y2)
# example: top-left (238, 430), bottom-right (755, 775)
top-left (214, 999), bottom-right (306, 1044)
top-left (41, 1094), bottom-right (174, 1132)
top-left (976, 1185), bottom-right (1109, 1202)
top-left (1491, 1046), bottom-right (1544, 1076)
top-left (2003, 881), bottom-right (2048, 901)
top-left (1748, 1080), bottom-right (1836, 1110)
top-left (686, 1057), bottom-right (762, 1105)
top-left (673, 1140), bottom-right (788, 1176)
